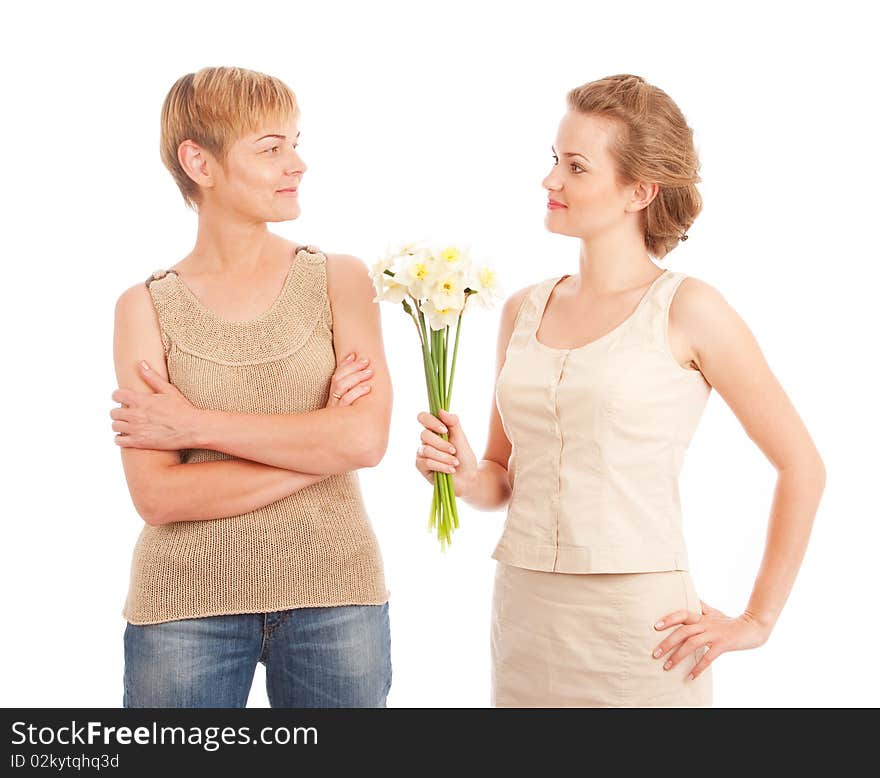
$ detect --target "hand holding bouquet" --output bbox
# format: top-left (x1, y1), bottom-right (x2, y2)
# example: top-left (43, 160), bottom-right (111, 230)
top-left (370, 242), bottom-right (501, 549)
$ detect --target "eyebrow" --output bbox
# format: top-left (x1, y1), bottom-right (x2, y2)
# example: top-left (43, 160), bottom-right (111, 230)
top-left (552, 146), bottom-right (591, 163)
top-left (255, 131), bottom-right (301, 143)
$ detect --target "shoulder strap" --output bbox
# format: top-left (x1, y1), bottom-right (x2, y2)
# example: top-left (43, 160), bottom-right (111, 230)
top-left (506, 276), bottom-right (565, 352)
top-left (629, 269), bottom-right (688, 348)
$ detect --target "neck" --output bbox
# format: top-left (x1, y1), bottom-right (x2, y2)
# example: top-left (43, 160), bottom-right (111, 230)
top-left (574, 226), bottom-right (659, 296)
top-left (188, 204), bottom-right (275, 275)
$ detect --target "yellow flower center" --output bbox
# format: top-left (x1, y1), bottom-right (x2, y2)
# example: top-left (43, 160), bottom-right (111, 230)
top-left (441, 248), bottom-right (460, 262)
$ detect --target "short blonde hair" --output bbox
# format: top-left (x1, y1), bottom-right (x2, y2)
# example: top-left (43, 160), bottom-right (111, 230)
top-left (159, 66), bottom-right (300, 211)
top-left (567, 74), bottom-right (702, 259)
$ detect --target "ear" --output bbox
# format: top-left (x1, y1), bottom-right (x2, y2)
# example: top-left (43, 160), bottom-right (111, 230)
top-left (627, 180), bottom-right (660, 213)
top-left (178, 139), bottom-right (215, 191)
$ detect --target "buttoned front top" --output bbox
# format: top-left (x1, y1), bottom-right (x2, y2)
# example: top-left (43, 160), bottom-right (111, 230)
top-left (492, 270), bottom-right (711, 574)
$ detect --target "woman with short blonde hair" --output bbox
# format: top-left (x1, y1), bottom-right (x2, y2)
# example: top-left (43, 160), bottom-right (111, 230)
top-left (111, 66), bottom-right (392, 707)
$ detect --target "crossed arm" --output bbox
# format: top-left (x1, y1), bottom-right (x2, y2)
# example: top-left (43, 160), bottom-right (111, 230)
top-left (112, 254), bottom-right (392, 525)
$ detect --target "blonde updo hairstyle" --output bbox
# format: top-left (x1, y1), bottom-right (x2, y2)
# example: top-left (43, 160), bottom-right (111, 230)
top-left (160, 66), bottom-right (299, 211)
top-left (566, 74), bottom-right (701, 259)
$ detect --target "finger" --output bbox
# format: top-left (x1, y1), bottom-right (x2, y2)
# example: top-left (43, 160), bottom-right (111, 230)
top-left (653, 609), bottom-right (702, 630)
top-left (663, 632), bottom-right (710, 671)
top-left (333, 356), bottom-right (370, 382)
top-left (112, 389), bottom-right (133, 405)
top-left (138, 361), bottom-right (168, 387)
top-left (417, 448), bottom-right (457, 474)
top-left (333, 366), bottom-right (374, 396)
top-left (437, 408), bottom-right (460, 427)
top-left (338, 383), bottom-right (372, 406)
top-left (652, 623), bottom-right (705, 659)
top-left (687, 643), bottom-right (722, 681)
top-left (416, 411), bottom-right (448, 435)
top-left (111, 421), bottom-right (131, 433)
top-left (420, 429), bottom-right (456, 455)
top-left (414, 455), bottom-right (435, 484)
top-left (418, 444), bottom-right (459, 468)
top-left (110, 408), bottom-right (128, 420)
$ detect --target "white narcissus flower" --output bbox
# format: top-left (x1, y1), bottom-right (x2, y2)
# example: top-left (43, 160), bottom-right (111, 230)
top-left (420, 298), bottom-right (461, 331)
top-left (429, 270), bottom-right (467, 313)
top-left (392, 247), bottom-right (438, 299)
top-left (467, 263), bottom-right (502, 308)
top-left (370, 255), bottom-right (409, 303)
top-left (434, 245), bottom-right (471, 275)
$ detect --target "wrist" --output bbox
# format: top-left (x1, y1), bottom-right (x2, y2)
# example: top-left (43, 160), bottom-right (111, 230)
top-left (192, 408), bottom-right (222, 449)
top-left (742, 608), bottom-right (776, 639)
top-left (452, 468), bottom-right (478, 500)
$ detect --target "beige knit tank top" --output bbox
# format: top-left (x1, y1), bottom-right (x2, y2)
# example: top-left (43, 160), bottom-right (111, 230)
top-left (493, 269), bottom-right (711, 574)
top-left (122, 245), bottom-right (388, 625)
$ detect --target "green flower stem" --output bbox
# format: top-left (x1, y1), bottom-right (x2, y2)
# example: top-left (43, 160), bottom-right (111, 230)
top-left (414, 307), bottom-right (462, 547)
top-left (447, 312), bottom-right (463, 407)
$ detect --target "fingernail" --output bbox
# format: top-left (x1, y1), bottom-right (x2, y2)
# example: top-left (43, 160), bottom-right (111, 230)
top-left (140, 361), bottom-right (150, 371)
top-left (360, 358), bottom-right (369, 364)
top-left (653, 648), bottom-right (662, 658)
top-left (449, 446), bottom-right (456, 454)
top-left (687, 674), bottom-right (694, 681)
top-left (664, 661), bottom-right (672, 670)
top-left (654, 620), bottom-right (664, 629)
top-left (439, 425), bottom-right (448, 433)
top-left (347, 354), bottom-right (355, 361)
top-left (452, 459), bottom-right (459, 466)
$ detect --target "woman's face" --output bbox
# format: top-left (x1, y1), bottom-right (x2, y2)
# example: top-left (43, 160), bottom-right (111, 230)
top-left (543, 110), bottom-right (637, 240)
top-left (206, 114), bottom-right (306, 223)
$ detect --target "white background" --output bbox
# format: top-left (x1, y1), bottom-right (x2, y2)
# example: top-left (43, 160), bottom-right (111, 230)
top-left (2, 0), bottom-right (877, 708)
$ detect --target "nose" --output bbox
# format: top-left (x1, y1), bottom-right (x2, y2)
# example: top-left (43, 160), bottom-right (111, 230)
top-left (542, 167), bottom-right (562, 191)
top-left (285, 148), bottom-right (307, 176)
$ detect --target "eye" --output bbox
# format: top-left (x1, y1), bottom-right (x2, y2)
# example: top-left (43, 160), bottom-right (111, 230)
top-left (570, 163), bottom-right (585, 173)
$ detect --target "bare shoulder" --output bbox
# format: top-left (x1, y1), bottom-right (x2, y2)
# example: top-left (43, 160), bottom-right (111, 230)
top-left (113, 281), bottom-right (168, 384)
top-left (673, 274), bottom-right (728, 314)
top-left (671, 274), bottom-right (742, 335)
top-left (324, 252), bottom-right (372, 296)
top-left (115, 280), bottom-right (159, 325)
top-left (671, 274), bottom-right (758, 371)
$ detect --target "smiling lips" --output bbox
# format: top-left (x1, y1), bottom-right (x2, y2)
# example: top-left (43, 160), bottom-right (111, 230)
top-left (547, 198), bottom-right (567, 209)
top-left (277, 188), bottom-right (298, 195)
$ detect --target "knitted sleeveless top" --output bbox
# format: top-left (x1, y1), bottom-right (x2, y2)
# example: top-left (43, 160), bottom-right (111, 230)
top-left (493, 269), bottom-right (711, 574)
top-left (122, 244), bottom-right (388, 625)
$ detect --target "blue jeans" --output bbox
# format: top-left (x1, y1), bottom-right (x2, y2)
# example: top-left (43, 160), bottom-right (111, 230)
top-left (123, 603), bottom-right (391, 708)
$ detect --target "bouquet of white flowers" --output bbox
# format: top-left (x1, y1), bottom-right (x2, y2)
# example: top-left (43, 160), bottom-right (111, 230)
top-left (370, 241), bottom-right (501, 549)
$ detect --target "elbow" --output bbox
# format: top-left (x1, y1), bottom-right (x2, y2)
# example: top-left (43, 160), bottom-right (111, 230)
top-left (814, 458), bottom-right (827, 493)
top-left (358, 426), bottom-right (389, 469)
top-left (132, 489), bottom-right (172, 527)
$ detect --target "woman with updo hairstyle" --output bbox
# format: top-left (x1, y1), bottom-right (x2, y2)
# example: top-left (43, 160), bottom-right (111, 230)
top-left (415, 74), bottom-right (824, 706)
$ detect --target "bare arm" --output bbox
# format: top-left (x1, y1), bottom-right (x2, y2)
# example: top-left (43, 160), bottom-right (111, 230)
top-left (193, 254), bottom-right (393, 475)
top-left (677, 277), bottom-right (826, 632)
top-left (415, 286), bottom-right (531, 511)
top-left (113, 282), bottom-right (327, 527)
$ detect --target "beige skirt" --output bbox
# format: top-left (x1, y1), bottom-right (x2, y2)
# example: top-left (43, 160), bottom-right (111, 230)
top-left (491, 561), bottom-right (712, 707)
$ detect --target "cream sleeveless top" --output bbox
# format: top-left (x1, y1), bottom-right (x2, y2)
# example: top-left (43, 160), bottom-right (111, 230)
top-left (492, 269), bottom-right (711, 574)
top-left (122, 245), bottom-right (388, 625)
